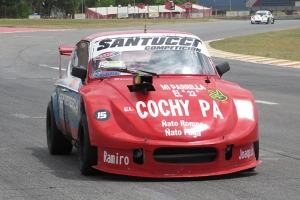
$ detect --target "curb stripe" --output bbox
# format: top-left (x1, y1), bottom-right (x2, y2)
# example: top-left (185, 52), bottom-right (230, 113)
top-left (205, 41), bottom-right (300, 68)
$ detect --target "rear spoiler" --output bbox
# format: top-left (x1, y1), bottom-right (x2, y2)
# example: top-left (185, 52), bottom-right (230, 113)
top-left (59, 46), bottom-right (74, 78)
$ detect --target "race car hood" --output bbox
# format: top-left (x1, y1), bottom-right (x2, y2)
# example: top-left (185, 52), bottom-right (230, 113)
top-left (253, 14), bottom-right (266, 19)
top-left (81, 76), bottom-right (257, 142)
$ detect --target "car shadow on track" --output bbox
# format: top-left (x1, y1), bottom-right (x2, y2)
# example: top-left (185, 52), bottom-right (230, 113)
top-left (27, 147), bottom-right (258, 182)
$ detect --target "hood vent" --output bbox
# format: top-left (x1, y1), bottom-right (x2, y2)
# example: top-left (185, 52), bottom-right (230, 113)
top-left (127, 74), bottom-right (155, 95)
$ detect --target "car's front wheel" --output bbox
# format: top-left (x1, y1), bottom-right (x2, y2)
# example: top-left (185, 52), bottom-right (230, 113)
top-left (46, 101), bottom-right (73, 155)
top-left (77, 114), bottom-right (97, 175)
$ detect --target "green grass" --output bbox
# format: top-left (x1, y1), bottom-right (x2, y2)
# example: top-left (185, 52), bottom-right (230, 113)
top-left (210, 28), bottom-right (300, 61)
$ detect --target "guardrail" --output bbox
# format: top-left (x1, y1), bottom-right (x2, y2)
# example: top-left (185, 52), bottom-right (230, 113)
top-left (274, 15), bottom-right (300, 20)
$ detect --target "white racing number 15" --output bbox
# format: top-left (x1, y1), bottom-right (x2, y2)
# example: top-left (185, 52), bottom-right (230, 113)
top-left (94, 109), bottom-right (110, 121)
top-left (97, 111), bottom-right (107, 119)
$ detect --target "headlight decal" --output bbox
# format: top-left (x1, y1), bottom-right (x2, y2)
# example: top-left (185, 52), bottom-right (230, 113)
top-left (233, 99), bottom-right (254, 121)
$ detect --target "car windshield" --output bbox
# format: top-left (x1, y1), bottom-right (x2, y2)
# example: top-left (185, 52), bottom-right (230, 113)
top-left (90, 36), bottom-right (216, 78)
top-left (256, 12), bottom-right (267, 16)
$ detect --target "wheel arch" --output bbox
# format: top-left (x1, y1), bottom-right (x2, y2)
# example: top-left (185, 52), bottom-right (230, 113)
top-left (77, 115), bottom-right (84, 141)
top-left (51, 92), bottom-right (61, 131)
top-left (76, 95), bottom-right (87, 141)
top-left (80, 94), bottom-right (86, 115)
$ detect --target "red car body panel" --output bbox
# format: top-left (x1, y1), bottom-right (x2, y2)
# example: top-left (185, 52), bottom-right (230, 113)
top-left (80, 75), bottom-right (260, 177)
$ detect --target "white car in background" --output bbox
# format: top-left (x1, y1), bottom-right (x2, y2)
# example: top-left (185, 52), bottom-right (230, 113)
top-left (251, 10), bottom-right (275, 24)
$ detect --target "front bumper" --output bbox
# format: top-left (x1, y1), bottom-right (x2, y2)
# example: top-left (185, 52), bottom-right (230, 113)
top-left (92, 140), bottom-right (261, 178)
top-left (251, 19), bottom-right (268, 23)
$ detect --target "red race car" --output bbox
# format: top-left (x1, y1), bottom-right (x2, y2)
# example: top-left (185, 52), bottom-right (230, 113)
top-left (46, 30), bottom-right (261, 178)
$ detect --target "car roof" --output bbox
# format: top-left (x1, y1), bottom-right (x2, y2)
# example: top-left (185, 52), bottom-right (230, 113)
top-left (256, 10), bottom-right (269, 13)
top-left (82, 30), bottom-right (198, 42)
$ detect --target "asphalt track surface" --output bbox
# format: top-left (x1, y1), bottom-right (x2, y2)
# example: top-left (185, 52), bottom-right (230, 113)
top-left (0, 20), bottom-right (300, 200)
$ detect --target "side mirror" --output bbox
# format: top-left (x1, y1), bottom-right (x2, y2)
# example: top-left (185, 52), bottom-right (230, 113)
top-left (215, 62), bottom-right (230, 77)
top-left (71, 66), bottom-right (87, 81)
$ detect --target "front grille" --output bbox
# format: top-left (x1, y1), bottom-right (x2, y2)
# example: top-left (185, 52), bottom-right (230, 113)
top-left (153, 147), bottom-right (217, 164)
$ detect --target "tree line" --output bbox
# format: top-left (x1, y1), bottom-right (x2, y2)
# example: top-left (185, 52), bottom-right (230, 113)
top-left (0, 0), bottom-right (197, 18)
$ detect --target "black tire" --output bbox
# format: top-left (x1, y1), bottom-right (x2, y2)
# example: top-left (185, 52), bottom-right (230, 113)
top-left (266, 18), bottom-right (270, 24)
top-left (271, 19), bottom-right (275, 24)
top-left (46, 101), bottom-right (73, 155)
top-left (77, 114), bottom-right (97, 175)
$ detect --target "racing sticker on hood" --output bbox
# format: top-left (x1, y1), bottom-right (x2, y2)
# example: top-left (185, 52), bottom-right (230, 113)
top-left (160, 84), bottom-right (206, 97)
top-left (208, 90), bottom-right (228, 101)
top-left (136, 99), bottom-right (224, 119)
top-left (162, 120), bottom-right (209, 138)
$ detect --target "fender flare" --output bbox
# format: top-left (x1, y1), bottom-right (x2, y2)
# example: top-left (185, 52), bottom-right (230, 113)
top-left (51, 92), bottom-right (61, 130)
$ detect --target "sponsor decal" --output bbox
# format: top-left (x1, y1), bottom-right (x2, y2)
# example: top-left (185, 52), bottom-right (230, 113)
top-left (59, 93), bottom-right (78, 111)
top-left (162, 120), bottom-right (205, 127)
top-left (93, 63), bottom-right (122, 77)
top-left (208, 90), bottom-right (228, 101)
top-left (162, 120), bottom-right (178, 127)
top-left (99, 71), bottom-right (120, 77)
top-left (94, 109), bottom-right (110, 121)
top-left (172, 90), bottom-right (183, 97)
top-left (183, 124), bottom-right (208, 138)
top-left (97, 37), bottom-right (201, 51)
top-left (95, 51), bottom-right (121, 60)
top-left (160, 84), bottom-right (206, 91)
top-left (98, 61), bottom-right (107, 68)
top-left (136, 99), bottom-right (224, 119)
top-left (183, 128), bottom-right (201, 138)
top-left (93, 69), bottom-right (102, 77)
top-left (136, 99), bottom-right (189, 119)
top-left (162, 120), bottom-right (208, 138)
top-left (69, 79), bottom-right (78, 87)
top-left (144, 46), bottom-right (200, 51)
top-left (165, 128), bottom-right (182, 136)
top-left (124, 107), bottom-right (134, 112)
top-left (160, 84), bottom-right (206, 97)
top-left (58, 92), bottom-right (79, 121)
top-left (98, 61), bottom-right (124, 69)
top-left (180, 120), bottom-right (205, 127)
top-left (103, 151), bottom-right (129, 165)
top-left (165, 128), bottom-right (204, 138)
top-left (239, 147), bottom-right (254, 160)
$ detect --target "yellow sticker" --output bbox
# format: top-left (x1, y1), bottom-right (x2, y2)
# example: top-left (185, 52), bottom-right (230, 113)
top-left (135, 76), bottom-right (141, 84)
top-left (208, 90), bottom-right (228, 101)
top-left (106, 61), bottom-right (123, 67)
